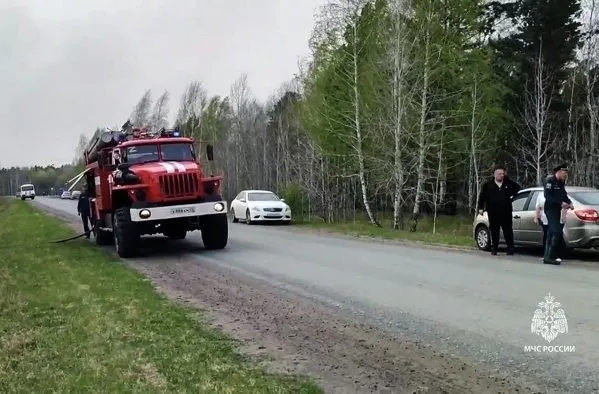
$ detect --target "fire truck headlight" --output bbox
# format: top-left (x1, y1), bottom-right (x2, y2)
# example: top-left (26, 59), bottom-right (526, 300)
top-left (213, 203), bottom-right (224, 212)
top-left (139, 209), bottom-right (151, 219)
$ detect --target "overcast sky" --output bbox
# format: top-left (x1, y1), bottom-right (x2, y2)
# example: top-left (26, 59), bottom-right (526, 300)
top-left (0, 0), bottom-right (327, 168)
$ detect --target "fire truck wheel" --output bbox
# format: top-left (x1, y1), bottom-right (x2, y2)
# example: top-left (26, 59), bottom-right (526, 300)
top-left (113, 207), bottom-right (141, 257)
top-left (201, 213), bottom-right (228, 250)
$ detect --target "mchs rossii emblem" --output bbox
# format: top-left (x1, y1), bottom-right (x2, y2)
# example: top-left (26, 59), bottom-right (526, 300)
top-left (531, 293), bottom-right (568, 343)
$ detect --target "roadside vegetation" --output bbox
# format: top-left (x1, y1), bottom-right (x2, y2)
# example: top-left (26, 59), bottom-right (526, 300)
top-left (0, 199), bottom-right (321, 393)
top-left (295, 212), bottom-right (474, 248)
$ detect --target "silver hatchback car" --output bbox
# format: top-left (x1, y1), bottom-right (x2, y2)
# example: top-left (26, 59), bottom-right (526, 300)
top-left (473, 186), bottom-right (599, 251)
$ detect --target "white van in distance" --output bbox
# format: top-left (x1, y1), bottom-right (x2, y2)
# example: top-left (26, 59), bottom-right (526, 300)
top-left (19, 184), bottom-right (36, 200)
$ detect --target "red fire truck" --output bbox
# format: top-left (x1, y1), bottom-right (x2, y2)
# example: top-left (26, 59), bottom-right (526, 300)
top-left (80, 121), bottom-right (228, 257)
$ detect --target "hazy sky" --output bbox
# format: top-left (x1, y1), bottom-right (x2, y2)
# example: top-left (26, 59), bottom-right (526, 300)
top-left (0, 0), bottom-right (327, 168)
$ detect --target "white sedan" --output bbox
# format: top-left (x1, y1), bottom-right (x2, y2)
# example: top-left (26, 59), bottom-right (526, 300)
top-left (230, 190), bottom-right (291, 224)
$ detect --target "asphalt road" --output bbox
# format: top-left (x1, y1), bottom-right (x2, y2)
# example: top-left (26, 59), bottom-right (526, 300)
top-left (32, 197), bottom-right (599, 392)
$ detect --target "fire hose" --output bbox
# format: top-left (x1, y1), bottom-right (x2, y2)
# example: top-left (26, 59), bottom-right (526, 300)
top-left (52, 224), bottom-right (96, 243)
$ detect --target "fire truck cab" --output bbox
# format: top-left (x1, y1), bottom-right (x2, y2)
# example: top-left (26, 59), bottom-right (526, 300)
top-left (83, 123), bottom-right (228, 257)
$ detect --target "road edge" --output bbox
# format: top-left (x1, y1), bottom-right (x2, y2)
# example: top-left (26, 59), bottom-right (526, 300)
top-left (284, 224), bottom-right (479, 253)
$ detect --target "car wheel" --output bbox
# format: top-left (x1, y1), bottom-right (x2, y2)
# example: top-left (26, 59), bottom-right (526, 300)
top-left (245, 209), bottom-right (252, 225)
top-left (231, 208), bottom-right (238, 223)
top-left (475, 225), bottom-right (491, 251)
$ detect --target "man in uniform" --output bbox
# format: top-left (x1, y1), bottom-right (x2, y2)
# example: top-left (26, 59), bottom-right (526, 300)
top-left (77, 185), bottom-right (92, 239)
top-left (477, 165), bottom-right (521, 255)
top-left (543, 164), bottom-right (573, 265)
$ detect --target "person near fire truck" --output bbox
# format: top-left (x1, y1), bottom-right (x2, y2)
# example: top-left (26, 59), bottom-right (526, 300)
top-left (477, 165), bottom-right (521, 255)
top-left (534, 187), bottom-right (568, 262)
top-left (542, 164), bottom-right (573, 265)
top-left (77, 184), bottom-right (92, 239)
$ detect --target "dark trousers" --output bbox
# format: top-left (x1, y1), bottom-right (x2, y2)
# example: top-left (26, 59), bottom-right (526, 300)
top-left (544, 210), bottom-right (563, 261)
top-left (81, 213), bottom-right (92, 237)
top-left (541, 223), bottom-right (565, 258)
top-left (488, 210), bottom-right (514, 250)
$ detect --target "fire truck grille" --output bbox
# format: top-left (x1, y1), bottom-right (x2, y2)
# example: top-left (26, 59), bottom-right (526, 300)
top-left (159, 173), bottom-right (199, 198)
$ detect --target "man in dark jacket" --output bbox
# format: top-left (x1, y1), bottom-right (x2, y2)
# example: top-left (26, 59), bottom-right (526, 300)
top-left (543, 164), bottom-right (573, 265)
top-left (77, 185), bottom-right (92, 239)
top-left (477, 166), bottom-right (521, 255)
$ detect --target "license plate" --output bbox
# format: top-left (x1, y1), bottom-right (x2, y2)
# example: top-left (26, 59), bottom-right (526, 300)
top-left (266, 213), bottom-right (280, 217)
top-left (171, 206), bottom-right (196, 215)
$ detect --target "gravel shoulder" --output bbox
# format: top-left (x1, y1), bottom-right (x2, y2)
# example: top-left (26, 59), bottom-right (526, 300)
top-left (32, 198), bottom-right (599, 393)
top-left (134, 257), bottom-right (544, 393)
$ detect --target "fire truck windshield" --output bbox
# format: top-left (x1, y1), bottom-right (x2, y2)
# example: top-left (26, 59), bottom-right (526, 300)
top-left (124, 143), bottom-right (196, 165)
top-left (161, 143), bottom-right (196, 161)
top-left (125, 145), bottom-right (159, 165)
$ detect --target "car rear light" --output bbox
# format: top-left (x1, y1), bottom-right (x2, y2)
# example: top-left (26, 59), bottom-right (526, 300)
top-left (574, 208), bottom-right (599, 222)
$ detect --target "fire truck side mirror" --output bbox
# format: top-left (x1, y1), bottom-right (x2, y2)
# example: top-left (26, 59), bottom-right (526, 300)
top-left (206, 144), bottom-right (214, 161)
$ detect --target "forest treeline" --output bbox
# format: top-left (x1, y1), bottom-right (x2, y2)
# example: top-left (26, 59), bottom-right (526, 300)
top-left (2, 0), bottom-right (597, 231)
top-left (0, 165), bottom-right (78, 196)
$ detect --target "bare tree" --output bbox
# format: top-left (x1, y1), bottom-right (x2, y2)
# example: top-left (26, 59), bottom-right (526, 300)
top-left (131, 90), bottom-right (153, 127)
top-left (430, 127), bottom-right (445, 234)
top-left (388, 0), bottom-right (415, 230)
top-left (582, 0), bottom-right (599, 186)
top-left (73, 133), bottom-right (90, 164)
top-left (410, 1), bottom-right (434, 232)
top-left (176, 81), bottom-right (208, 138)
top-left (521, 42), bottom-right (553, 186)
top-left (149, 91), bottom-right (170, 132)
top-left (467, 74), bottom-right (493, 211)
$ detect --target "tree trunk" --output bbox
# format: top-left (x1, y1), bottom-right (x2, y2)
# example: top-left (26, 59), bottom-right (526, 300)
top-left (410, 18), bottom-right (431, 232)
top-left (351, 20), bottom-right (380, 227)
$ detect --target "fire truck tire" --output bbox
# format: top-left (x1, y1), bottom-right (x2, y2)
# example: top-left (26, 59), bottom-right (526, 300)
top-left (113, 207), bottom-right (140, 257)
top-left (201, 213), bottom-right (228, 250)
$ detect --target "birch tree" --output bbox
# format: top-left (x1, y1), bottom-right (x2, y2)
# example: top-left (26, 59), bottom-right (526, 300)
top-left (130, 90), bottom-right (152, 127)
top-left (522, 43), bottom-right (553, 186)
top-left (176, 81), bottom-right (208, 139)
top-left (387, 0), bottom-right (415, 229)
top-left (228, 73), bottom-right (260, 192)
top-left (73, 133), bottom-right (90, 164)
top-left (582, 0), bottom-right (599, 186)
top-left (149, 90), bottom-right (170, 132)
top-left (306, 0), bottom-right (381, 226)
top-left (409, 0), bottom-right (434, 232)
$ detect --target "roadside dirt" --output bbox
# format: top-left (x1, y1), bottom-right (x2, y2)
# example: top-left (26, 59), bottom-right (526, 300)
top-left (133, 257), bottom-right (545, 394)
top-left (41, 205), bottom-right (542, 393)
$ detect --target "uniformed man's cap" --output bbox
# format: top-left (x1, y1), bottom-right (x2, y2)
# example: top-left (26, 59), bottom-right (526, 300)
top-left (553, 164), bottom-right (568, 172)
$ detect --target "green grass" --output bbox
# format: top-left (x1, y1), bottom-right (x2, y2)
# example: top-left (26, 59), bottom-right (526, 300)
top-left (0, 199), bottom-right (322, 393)
top-left (296, 212), bottom-right (475, 248)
